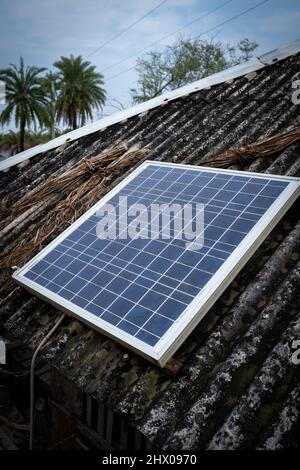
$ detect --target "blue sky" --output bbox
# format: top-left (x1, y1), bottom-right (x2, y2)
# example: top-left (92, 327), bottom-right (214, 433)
top-left (0, 0), bottom-right (299, 128)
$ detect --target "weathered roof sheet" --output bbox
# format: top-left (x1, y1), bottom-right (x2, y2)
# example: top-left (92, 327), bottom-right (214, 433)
top-left (1, 42), bottom-right (300, 450)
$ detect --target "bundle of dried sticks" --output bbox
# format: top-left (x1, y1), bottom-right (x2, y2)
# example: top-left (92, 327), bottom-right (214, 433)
top-left (200, 126), bottom-right (300, 168)
top-left (0, 144), bottom-right (150, 276)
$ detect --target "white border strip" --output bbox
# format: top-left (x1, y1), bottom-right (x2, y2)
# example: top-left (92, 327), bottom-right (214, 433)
top-left (13, 162), bottom-right (300, 366)
top-left (2, 38), bottom-right (300, 173)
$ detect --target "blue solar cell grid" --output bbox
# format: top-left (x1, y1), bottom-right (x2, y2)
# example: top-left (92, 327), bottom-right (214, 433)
top-left (23, 164), bottom-right (289, 347)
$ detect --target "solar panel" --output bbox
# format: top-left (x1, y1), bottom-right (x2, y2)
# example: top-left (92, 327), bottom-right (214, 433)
top-left (13, 162), bottom-right (300, 366)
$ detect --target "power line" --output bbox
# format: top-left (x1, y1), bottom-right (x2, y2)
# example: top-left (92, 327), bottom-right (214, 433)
top-left (85, 0), bottom-right (169, 59)
top-left (106, 0), bottom-right (270, 82)
top-left (101, 0), bottom-right (234, 74)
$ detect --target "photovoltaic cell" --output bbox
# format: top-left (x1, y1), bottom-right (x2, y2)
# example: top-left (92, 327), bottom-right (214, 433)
top-left (13, 162), bottom-right (300, 366)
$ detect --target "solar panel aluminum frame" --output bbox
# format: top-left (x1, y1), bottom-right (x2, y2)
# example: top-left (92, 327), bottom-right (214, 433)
top-left (12, 161), bottom-right (300, 367)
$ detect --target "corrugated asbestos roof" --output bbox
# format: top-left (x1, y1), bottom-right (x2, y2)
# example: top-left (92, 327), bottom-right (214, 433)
top-left (1, 42), bottom-right (300, 450)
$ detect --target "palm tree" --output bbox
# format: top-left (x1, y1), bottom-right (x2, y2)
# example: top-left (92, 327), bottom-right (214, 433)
top-left (42, 71), bottom-right (60, 139)
top-left (54, 55), bottom-right (106, 130)
top-left (0, 57), bottom-right (49, 152)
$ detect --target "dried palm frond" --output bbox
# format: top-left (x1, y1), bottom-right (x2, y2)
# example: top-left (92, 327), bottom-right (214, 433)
top-left (1, 143), bottom-right (127, 223)
top-left (1, 144), bottom-right (150, 277)
top-left (199, 126), bottom-right (300, 168)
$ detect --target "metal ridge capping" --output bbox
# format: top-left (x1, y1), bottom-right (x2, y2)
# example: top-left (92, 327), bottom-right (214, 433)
top-left (1, 38), bottom-right (300, 172)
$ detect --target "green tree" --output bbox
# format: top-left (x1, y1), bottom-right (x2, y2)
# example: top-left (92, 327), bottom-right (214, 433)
top-left (54, 55), bottom-right (106, 130)
top-left (0, 57), bottom-right (49, 152)
top-left (0, 130), bottom-right (20, 155)
top-left (131, 38), bottom-right (258, 103)
top-left (227, 38), bottom-right (259, 65)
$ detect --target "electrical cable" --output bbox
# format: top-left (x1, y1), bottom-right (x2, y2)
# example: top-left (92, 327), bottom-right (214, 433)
top-left (105, 0), bottom-right (269, 81)
top-left (29, 314), bottom-right (66, 450)
top-left (85, 0), bottom-right (169, 59)
top-left (101, 0), bottom-right (234, 74)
